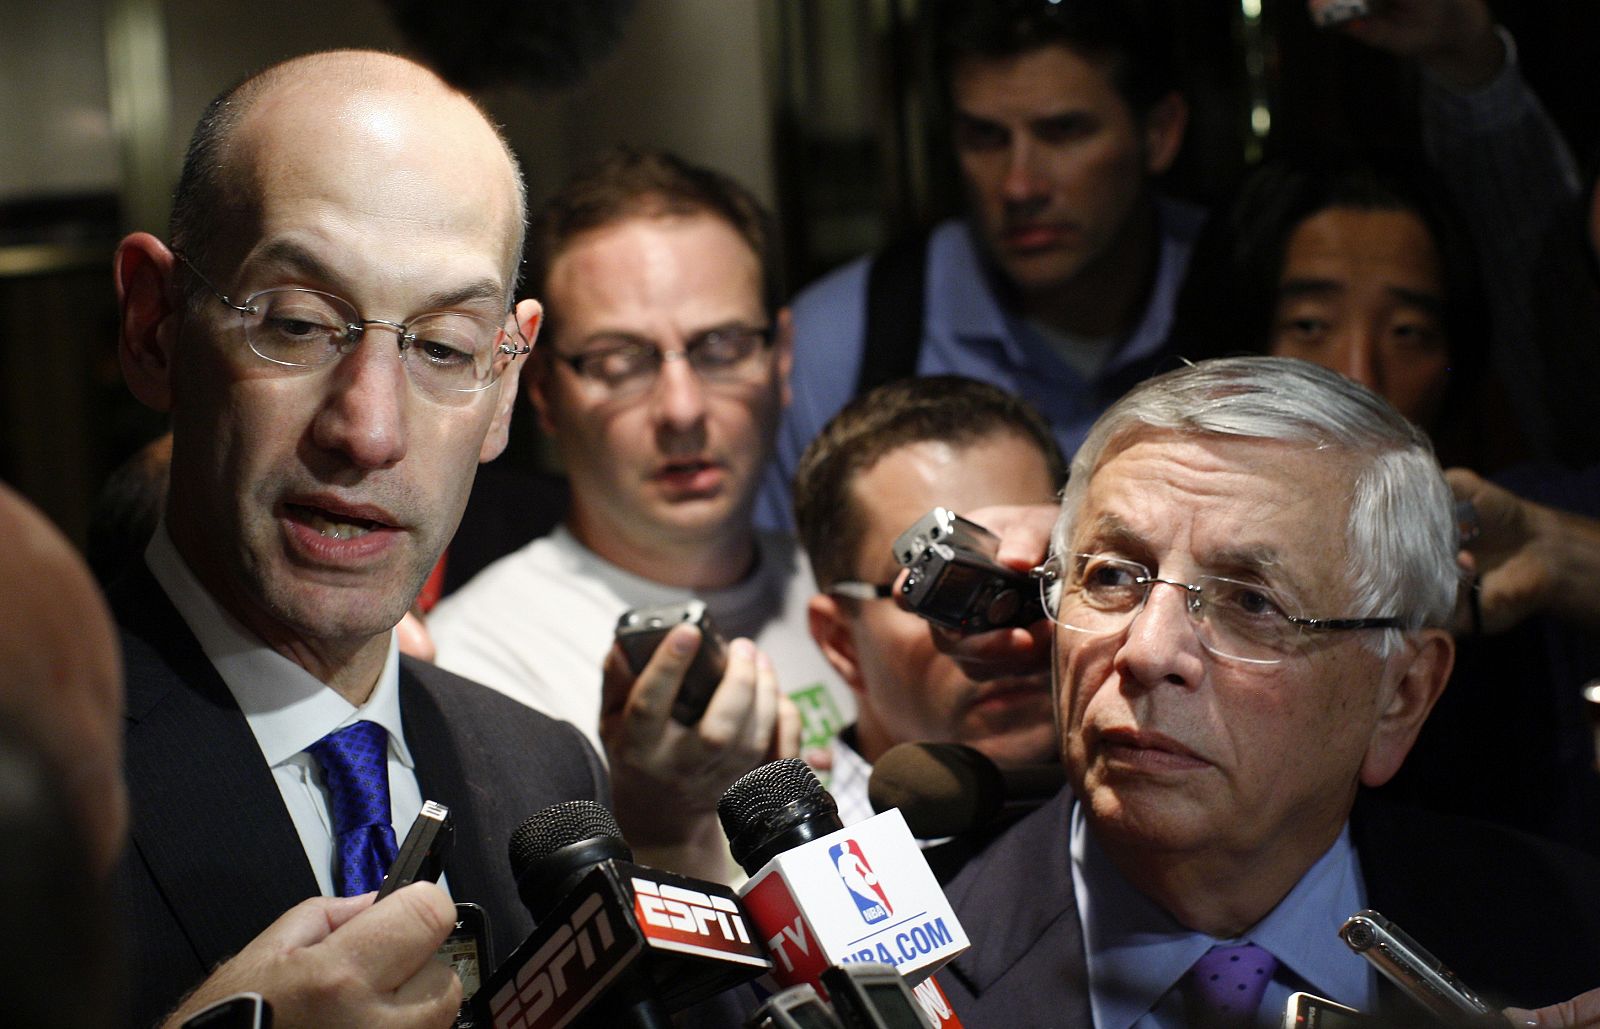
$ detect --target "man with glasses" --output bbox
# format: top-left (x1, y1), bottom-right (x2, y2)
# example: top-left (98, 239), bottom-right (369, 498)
top-left (934, 357), bottom-right (1600, 1025)
top-left (111, 50), bottom-right (606, 1027)
top-left (429, 148), bottom-right (849, 880)
top-left (793, 376), bottom-right (1063, 827)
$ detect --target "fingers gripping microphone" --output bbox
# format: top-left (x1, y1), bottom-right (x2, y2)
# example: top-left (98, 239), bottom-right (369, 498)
top-left (718, 760), bottom-right (970, 992)
top-left (475, 801), bottom-right (768, 1029)
top-left (867, 743), bottom-right (1065, 838)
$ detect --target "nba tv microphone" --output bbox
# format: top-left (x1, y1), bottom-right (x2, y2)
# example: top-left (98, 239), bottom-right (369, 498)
top-left (473, 801), bottom-right (768, 1029)
top-left (867, 743), bottom-right (1065, 838)
top-left (719, 760), bottom-right (970, 992)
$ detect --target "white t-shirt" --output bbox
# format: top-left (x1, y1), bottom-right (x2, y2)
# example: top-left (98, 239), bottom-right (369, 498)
top-left (430, 525), bottom-right (853, 758)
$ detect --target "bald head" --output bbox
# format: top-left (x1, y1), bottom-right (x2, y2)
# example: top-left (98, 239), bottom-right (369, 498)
top-left (0, 484), bottom-right (125, 878)
top-left (171, 49), bottom-right (527, 291)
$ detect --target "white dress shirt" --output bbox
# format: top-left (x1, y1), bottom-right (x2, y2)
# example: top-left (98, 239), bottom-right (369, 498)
top-left (146, 520), bottom-right (436, 897)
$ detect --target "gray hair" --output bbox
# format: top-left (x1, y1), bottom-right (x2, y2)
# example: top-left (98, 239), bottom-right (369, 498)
top-left (1054, 356), bottom-right (1459, 655)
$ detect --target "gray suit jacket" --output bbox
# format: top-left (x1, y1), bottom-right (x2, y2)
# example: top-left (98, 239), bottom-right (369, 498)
top-left (111, 563), bottom-right (608, 1028)
top-left (940, 788), bottom-right (1600, 1027)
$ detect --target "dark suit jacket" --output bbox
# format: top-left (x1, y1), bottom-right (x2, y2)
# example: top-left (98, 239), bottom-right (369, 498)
top-left (110, 563), bottom-right (609, 1029)
top-left (939, 788), bottom-right (1600, 1028)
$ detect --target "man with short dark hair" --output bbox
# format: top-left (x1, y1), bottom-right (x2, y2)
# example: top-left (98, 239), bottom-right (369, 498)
top-left (761, 0), bottom-right (1197, 527)
top-left (111, 50), bottom-right (605, 1027)
top-left (793, 376), bottom-right (1063, 823)
top-left (431, 148), bottom-right (848, 880)
top-left (937, 357), bottom-right (1600, 1026)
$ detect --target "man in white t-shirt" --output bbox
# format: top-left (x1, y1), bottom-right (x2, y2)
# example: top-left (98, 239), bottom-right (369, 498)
top-left (793, 376), bottom-right (1064, 824)
top-left (431, 148), bottom-right (851, 877)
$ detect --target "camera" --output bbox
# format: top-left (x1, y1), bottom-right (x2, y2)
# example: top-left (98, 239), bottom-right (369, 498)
top-left (891, 508), bottom-right (1043, 633)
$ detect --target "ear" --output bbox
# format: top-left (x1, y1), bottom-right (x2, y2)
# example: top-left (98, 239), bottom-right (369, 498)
top-left (114, 233), bottom-right (181, 413)
top-left (1141, 91), bottom-right (1188, 177)
top-left (772, 305), bottom-right (794, 409)
top-left (807, 593), bottom-right (867, 699)
top-left (479, 298), bottom-right (542, 463)
top-left (1359, 629), bottom-right (1455, 787)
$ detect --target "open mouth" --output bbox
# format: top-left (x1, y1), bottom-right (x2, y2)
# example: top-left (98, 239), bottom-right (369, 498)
top-left (286, 503), bottom-right (389, 541)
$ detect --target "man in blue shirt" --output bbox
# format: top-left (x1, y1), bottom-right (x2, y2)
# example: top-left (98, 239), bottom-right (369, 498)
top-left (759, 0), bottom-right (1200, 528)
top-left (936, 357), bottom-right (1600, 1027)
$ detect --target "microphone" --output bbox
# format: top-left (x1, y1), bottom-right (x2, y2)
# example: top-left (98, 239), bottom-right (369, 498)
top-left (473, 801), bottom-right (769, 1029)
top-left (867, 743), bottom-right (1065, 839)
top-left (718, 760), bottom-right (970, 994)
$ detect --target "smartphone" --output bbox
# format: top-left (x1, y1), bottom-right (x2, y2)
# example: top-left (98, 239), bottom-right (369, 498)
top-left (442, 901), bottom-right (491, 1028)
top-left (376, 800), bottom-right (453, 900)
top-left (616, 600), bottom-right (729, 725)
top-left (1283, 991), bottom-right (1376, 1028)
top-left (1339, 910), bottom-right (1503, 1024)
top-left (180, 992), bottom-right (271, 1029)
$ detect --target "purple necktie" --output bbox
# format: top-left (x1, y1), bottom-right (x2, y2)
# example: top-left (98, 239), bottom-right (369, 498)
top-left (1184, 942), bottom-right (1279, 1028)
top-left (307, 720), bottom-right (399, 896)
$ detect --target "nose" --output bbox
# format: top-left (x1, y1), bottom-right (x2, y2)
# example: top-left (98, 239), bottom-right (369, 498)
top-left (1001, 135), bottom-right (1047, 205)
top-left (1330, 325), bottom-right (1382, 395)
top-left (649, 349), bottom-right (709, 437)
top-left (310, 329), bottom-right (410, 470)
top-left (1113, 579), bottom-right (1206, 691)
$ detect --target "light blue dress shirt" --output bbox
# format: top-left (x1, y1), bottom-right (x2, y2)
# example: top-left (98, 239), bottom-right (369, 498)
top-left (1070, 801), bottom-right (1375, 1029)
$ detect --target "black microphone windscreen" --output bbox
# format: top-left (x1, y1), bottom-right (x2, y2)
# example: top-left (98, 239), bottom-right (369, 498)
top-left (509, 800), bottom-right (632, 922)
top-left (868, 742), bottom-right (1006, 839)
top-left (718, 758), bottom-right (843, 875)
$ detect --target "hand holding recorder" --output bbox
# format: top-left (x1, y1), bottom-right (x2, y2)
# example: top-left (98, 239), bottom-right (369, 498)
top-left (603, 602), bottom-right (800, 881)
top-left (160, 884), bottom-right (462, 1029)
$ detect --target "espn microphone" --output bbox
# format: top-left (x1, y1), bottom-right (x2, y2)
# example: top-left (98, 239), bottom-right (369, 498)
top-left (718, 760), bottom-right (970, 994)
top-left (473, 801), bottom-right (768, 1029)
top-left (867, 742), bottom-right (1065, 839)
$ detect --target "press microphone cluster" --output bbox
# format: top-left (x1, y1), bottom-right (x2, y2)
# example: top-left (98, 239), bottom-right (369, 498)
top-left (717, 759), bottom-right (969, 1027)
top-left (866, 742), bottom-right (1065, 838)
top-left (471, 800), bottom-right (769, 1029)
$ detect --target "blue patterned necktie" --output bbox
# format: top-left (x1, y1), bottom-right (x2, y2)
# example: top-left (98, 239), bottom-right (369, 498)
top-left (306, 720), bottom-right (399, 896)
top-left (1184, 942), bottom-right (1279, 1028)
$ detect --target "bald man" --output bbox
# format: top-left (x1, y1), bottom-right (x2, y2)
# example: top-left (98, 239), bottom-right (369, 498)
top-left (112, 51), bottom-right (605, 1026)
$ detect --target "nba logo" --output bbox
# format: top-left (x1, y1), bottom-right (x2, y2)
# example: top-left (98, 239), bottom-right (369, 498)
top-left (829, 839), bottom-right (891, 924)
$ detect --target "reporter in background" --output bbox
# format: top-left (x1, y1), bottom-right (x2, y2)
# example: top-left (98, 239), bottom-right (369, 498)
top-left (430, 149), bottom-right (838, 880)
top-left (793, 376), bottom-right (1063, 824)
top-left (110, 50), bottom-right (606, 1026)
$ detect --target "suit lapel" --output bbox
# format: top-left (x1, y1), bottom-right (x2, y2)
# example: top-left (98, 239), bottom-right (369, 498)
top-left (402, 664), bottom-right (510, 942)
top-left (115, 565), bottom-right (320, 968)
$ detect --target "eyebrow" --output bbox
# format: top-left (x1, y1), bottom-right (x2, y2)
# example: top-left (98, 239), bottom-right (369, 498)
top-left (1277, 277), bottom-right (1445, 318)
top-left (1078, 514), bottom-right (1309, 596)
top-left (569, 319), bottom-right (767, 351)
top-left (251, 240), bottom-right (509, 313)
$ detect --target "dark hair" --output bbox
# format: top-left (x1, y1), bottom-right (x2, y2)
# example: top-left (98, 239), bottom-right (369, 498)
top-left (169, 50), bottom-right (527, 298)
top-left (1169, 153), bottom-right (1493, 467)
top-left (528, 146), bottom-right (782, 336)
top-left (930, 0), bottom-right (1176, 114)
top-left (793, 375), bottom-right (1066, 589)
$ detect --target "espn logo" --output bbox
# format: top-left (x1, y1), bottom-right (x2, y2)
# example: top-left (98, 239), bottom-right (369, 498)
top-left (488, 892), bottom-right (632, 1029)
top-left (632, 877), bottom-right (753, 946)
top-left (829, 839), bottom-right (892, 925)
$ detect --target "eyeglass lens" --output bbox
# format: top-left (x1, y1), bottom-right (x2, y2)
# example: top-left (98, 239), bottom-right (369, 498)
top-left (241, 288), bottom-right (514, 398)
top-left (1040, 554), bottom-right (1298, 664)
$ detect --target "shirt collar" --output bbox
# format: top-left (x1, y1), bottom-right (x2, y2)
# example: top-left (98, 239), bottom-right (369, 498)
top-left (1071, 801), bottom-right (1370, 1029)
top-left (145, 518), bottom-right (411, 769)
top-left (936, 198), bottom-right (1204, 378)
